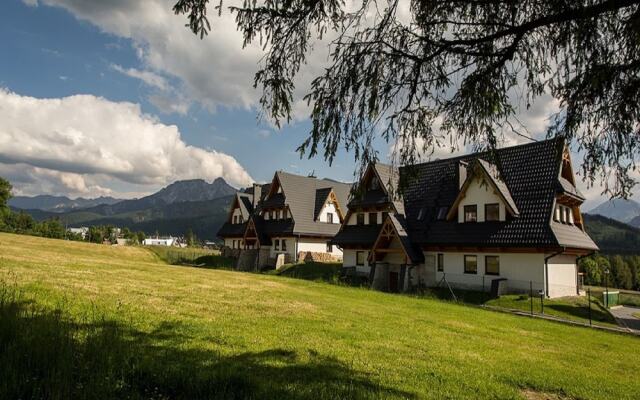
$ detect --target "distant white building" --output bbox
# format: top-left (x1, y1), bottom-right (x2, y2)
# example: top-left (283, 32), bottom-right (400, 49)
top-left (68, 227), bottom-right (89, 239)
top-left (143, 237), bottom-right (176, 246)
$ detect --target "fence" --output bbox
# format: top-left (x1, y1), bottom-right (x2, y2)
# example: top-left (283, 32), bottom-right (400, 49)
top-left (423, 272), bottom-right (621, 330)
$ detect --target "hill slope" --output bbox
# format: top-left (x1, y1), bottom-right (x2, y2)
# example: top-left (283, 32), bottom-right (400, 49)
top-left (583, 213), bottom-right (640, 254)
top-left (0, 233), bottom-right (638, 399)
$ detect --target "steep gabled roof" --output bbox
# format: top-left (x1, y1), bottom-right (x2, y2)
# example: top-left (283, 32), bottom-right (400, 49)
top-left (272, 171), bottom-right (352, 236)
top-left (401, 137), bottom-right (597, 250)
top-left (446, 159), bottom-right (519, 220)
top-left (370, 214), bottom-right (423, 264)
top-left (314, 188), bottom-right (333, 220)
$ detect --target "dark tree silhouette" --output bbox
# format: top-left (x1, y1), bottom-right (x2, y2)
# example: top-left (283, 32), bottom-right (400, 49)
top-left (174, 0), bottom-right (640, 197)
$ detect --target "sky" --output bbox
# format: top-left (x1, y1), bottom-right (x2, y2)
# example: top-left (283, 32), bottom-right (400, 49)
top-left (0, 0), bottom-right (634, 210)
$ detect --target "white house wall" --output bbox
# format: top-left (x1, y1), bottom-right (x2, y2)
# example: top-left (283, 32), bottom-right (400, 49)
top-left (457, 177), bottom-right (506, 222)
top-left (425, 251), bottom-right (546, 294)
top-left (298, 238), bottom-right (343, 258)
top-left (547, 254), bottom-right (578, 297)
top-left (317, 202), bottom-right (340, 224)
top-left (343, 249), bottom-right (371, 274)
top-left (231, 207), bottom-right (243, 221)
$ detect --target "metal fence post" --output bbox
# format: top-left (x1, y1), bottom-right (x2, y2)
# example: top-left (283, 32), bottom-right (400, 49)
top-left (482, 275), bottom-right (485, 303)
top-left (529, 281), bottom-right (533, 315)
top-left (587, 288), bottom-right (592, 326)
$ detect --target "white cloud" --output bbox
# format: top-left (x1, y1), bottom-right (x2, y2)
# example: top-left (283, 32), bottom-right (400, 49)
top-left (110, 64), bottom-right (169, 91)
top-left (0, 89), bottom-right (253, 197)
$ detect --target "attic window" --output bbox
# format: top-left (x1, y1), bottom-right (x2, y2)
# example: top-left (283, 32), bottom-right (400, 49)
top-left (436, 207), bottom-right (448, 220)
top-left (370, 176), bottom-right (380, 190)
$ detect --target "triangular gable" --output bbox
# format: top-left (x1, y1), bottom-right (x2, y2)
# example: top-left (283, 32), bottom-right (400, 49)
top-left (369, 214), bottom-right (423, 264)
top-left (243, 216), bottom-right (271, 246)
top-left (446, 159), bottom-right (519, 220)
top-left (226, 193), bottom-right (252, 223)
top-left (314, 188), bottom-right (346, 222)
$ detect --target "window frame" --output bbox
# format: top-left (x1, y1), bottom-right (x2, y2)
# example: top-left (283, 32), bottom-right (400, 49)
top-left (463, 205), bottom-right (478, 223)
top-left (368, 212), bottom-right (378, 225)
top-left (274, 239), bottom-right (280, 251)
top-left (356, 213), bottom-right (365, 225)
top-left (327, 212), bottom-right (334, 224)
top-left (485, 203), bottom-right (500, 222)
top-left (356, 251), bottom-right (365, 266)
top-left (485, 255), bottom-right (500, 276)
top-left (281, 239), bottom-right (287, 251)
top-left (326, 241), bottom-right (333, 253)
top-left (464, 255), bottom-right (478, 274)
top-left (437, 253), bottom-right (444, 272)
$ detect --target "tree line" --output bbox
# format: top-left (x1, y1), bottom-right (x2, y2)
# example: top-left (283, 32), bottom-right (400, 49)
top-left (579, 255), bottom-right (640, 291)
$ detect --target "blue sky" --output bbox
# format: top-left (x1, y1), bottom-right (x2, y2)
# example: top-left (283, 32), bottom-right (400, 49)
top-left (0, 0), bottom-right (367, 198)
top-left (0, 0), bottom-right (630, 209)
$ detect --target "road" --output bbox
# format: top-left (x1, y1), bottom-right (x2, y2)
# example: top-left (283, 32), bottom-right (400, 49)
top-left (609, 306), bottom-right (640, 332)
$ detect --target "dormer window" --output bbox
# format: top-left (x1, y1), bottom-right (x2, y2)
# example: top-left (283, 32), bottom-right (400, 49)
top-left (357, 213), bottom-right (365, 225)
top-left (368, 212), bottom-right (378, 225)
top-left (485, 203), bottom-right (499, 222)
top-left (464, 205), bottom-right (477, 223)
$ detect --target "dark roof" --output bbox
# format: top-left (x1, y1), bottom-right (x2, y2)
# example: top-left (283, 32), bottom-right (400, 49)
top-left (237, 193), bottom-right (253, 217)
top-left (388, 214), bottom-right (424, 264)
top-left (397, 137), bottom-right (597, 250)
top-left (332, 224), bottom-right (381, 246)
top-left (314, 188), bottom-right (333, 220)
top-left (557, 177), bottom-right (585, 201)
top-left (217, 222), bottom-right (246, 238)
top-left (477, 159), bottom-right (519, 215)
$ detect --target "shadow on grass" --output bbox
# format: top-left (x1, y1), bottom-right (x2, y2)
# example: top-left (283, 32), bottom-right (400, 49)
top-left (0, 287), bottom-right (414, 399)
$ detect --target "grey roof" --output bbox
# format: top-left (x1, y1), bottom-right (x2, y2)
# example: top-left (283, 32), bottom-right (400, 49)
top-left (217, 222), bottom-right (246, 238)
top-left (551, 222), bottom-right (598, 250)
top-left (274, 171), bottom-right (352, 236)
top-left (237, 192), bottom-right (253, 218)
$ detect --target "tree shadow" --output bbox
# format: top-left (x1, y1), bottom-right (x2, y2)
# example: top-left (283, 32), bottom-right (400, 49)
top-left (0, 294), bottom-right (416, 399)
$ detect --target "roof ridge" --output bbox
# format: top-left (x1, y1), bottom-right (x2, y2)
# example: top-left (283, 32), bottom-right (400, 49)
top-left (401, 137), bottom-right (562, 169)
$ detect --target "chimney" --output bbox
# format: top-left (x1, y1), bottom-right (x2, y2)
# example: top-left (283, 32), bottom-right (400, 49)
top-left (252, 183), bottom-right (262, 208)
top-left (458, 161), bottom-right (468, 189)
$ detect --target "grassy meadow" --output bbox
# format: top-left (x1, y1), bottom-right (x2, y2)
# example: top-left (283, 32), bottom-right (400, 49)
top-left (0, 232), bottom-right (639, 399)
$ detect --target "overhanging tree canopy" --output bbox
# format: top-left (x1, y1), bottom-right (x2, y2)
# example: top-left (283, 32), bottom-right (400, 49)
top-left (174, 0), bottom-right (640, 197)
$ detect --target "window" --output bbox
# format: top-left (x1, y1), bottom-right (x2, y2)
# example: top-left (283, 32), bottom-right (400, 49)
top-left (327, 213), bottom-right (334, 224)
top-left (326, 241), bottom-right (333, 253)
top-left (565, 208), bottom-right (572, 224)
top-left (485, 203), bottom-right (500, 222)
top-left (274, 239), bottom-right (280, 250)
top-left (464, 205), bottom-right (477, 222)
top-left (281, 239), bottom-right (287, 251)
top-left (239, 216), bottom-right (244, 223)
top-left (369, 212), bottom-right (378, 225)
top-left (232, 240), bottom-right (236, 249)
top-left (436, 207), bottom-right (448, 220)
top-left (464, 255), bottom-right (478, 274)
top-left (357, 213), bottom-right (365, 225)
top-left (485, 256), bottom-right (500, 275)
top-left (554, 205), bottom-right (561, 222)
top-left (270, 210), bottom-right (274, 220)
top-left (356, 251), bottom-right (365, 266)
top-left (437, 253), bottom-right (444, 272)
top-left (370, 176), bottom-right (380, 190)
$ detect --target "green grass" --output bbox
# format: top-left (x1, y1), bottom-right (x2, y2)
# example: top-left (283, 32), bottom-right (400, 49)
top-left (633, 312), bottom-right (640, 319)
top-left (0, 233), bottom-right (639, 399)
top-left (587, 287), bottom-right (640, 308)
top-left (272, 261), bottom-right (343, 282)
top-left (145, 245), bottom-right (219, 265)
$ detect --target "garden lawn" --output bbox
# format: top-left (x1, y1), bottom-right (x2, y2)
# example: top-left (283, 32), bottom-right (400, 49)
top-left (0, 232), bottom-right (639, 400)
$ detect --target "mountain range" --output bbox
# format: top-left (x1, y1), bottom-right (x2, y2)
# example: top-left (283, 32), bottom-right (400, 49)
top-left (587, 198), bottom-right (640, 226)
top-left (10, 178), bottom-right (238, 240)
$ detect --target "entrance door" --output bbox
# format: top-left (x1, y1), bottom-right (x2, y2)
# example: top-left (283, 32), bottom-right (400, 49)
top-left (389, 271), bottom-right (399, 293)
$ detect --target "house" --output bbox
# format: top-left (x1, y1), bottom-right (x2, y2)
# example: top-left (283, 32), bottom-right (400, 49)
top-left (218, 171), bottom-right (352, 269)
top-left (143, 237), bottom-right (176, 246)
top-left (333, 138), bottom-right (598, 298)
top-left (67, 226), bottom-right (89, 239)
